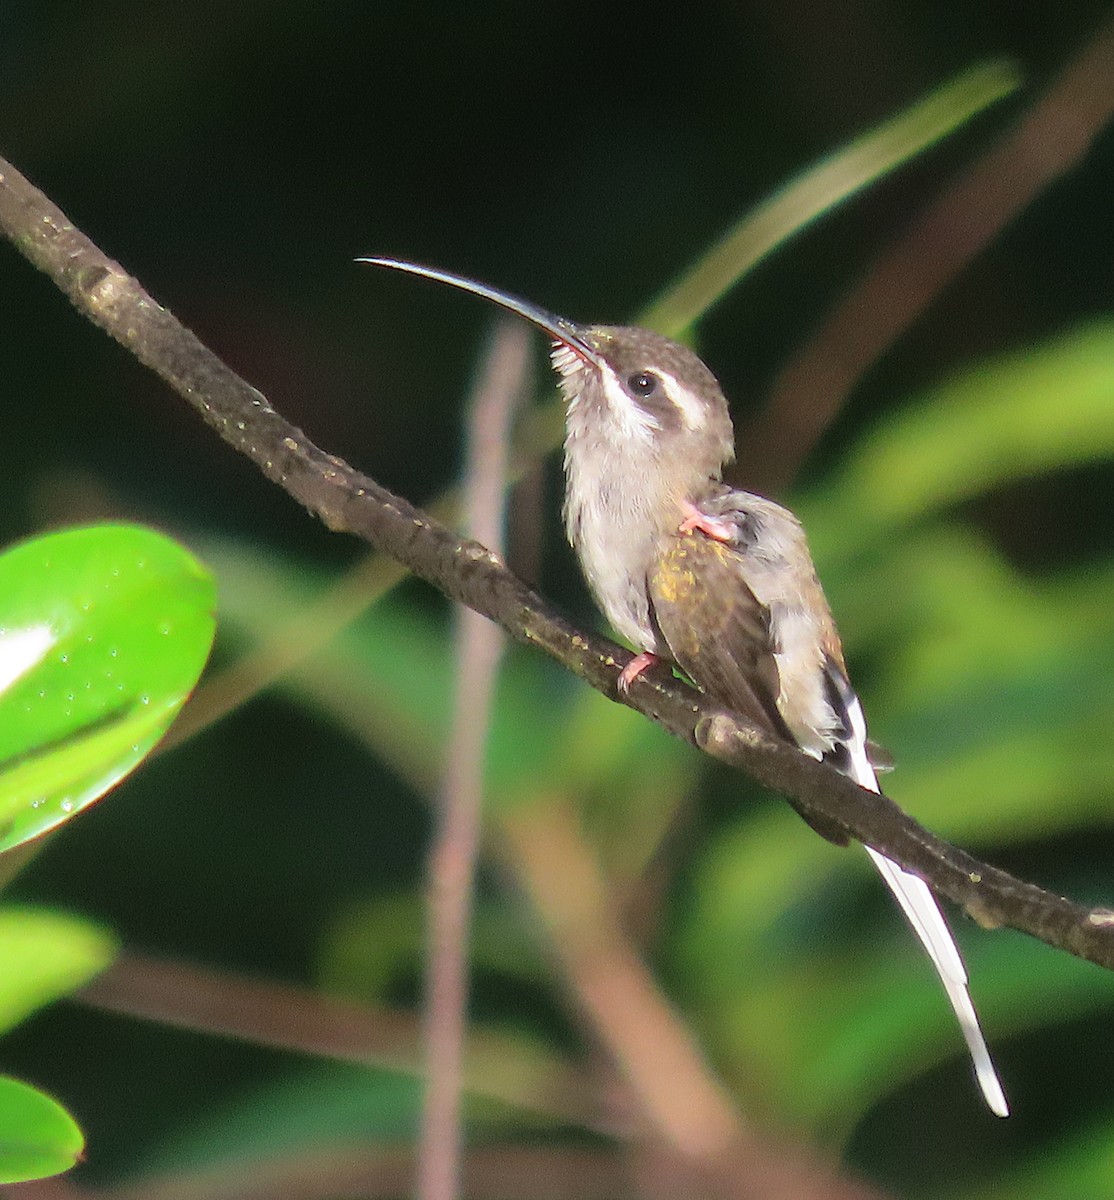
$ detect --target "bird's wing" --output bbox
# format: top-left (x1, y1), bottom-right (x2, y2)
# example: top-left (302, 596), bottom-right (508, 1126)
top-left (648, 525), bottom-right (787, 741)
top-left (650, 507), bottom-right (850, 844)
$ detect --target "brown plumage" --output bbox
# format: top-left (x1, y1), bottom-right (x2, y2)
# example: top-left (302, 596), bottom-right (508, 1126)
top-left (650, 525), bottom-right (785, 738)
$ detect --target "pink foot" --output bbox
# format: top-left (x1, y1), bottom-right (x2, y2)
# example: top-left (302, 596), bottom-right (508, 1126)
top-left (617, 651), bottom-right (660, 694)
top-left (679, 500), bottom-right (735, 542)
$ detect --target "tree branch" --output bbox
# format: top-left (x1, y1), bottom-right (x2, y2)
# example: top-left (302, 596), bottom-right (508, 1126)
top-left (1, 152), bottom-right (1112, 973)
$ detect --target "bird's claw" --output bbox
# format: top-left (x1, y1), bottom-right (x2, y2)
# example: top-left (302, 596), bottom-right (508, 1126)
top-left (617, 651), bottom-right (659, 694)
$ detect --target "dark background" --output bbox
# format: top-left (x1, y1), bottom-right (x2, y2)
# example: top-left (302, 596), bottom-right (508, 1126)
top-left (3, 4), bottom-right (1112, 558)
top-left (0, 3), bottom-right (1112, 1197)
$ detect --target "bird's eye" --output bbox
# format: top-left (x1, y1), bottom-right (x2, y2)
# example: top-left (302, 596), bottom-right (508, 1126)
top-left (627, 372), bottom-right (659, 397)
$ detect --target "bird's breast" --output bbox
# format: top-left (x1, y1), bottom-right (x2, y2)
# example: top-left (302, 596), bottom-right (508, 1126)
top-left (562, 437), bottom-right (674, 653)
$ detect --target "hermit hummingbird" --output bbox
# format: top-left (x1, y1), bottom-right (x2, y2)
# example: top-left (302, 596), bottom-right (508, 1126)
top-left (359, 256), bottom-right (1009, 1117)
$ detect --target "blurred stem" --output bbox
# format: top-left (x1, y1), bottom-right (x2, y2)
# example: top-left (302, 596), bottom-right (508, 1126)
top-left (639, 60), bottom-right (1019, 338)
top-left (4, 1182), bottom-right (91, 1200)
top-left (501, 799), bottom-right (741, 1160)
top-left (744, 12), bottom-right (1114, 494)
top-left (418, 322), bottom-right (530, 1200)
top-left (77, 951), bottom-right (610, 1131)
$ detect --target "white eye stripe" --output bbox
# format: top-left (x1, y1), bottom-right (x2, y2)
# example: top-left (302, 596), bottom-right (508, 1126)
top-left (656, 372), bottom-right (703, 429)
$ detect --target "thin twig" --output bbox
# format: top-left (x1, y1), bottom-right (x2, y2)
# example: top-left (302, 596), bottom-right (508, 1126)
top-left (0, 155), bottom-right (1111, 972)
top-left (741, 11), bottom-right (1114, 493)
top-left (75, 952), bottom-right (608, 1131)
top-left (419, 321), bottom-right (531, 1200)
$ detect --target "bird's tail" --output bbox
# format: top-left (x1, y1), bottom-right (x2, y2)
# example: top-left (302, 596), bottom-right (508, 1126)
top-left (838, 699), bottom-right (1008, 1117)
top-left (862, 845), bottom-right (1008, 1116)
top-left (849, 748), bottom-right (1003, 1113)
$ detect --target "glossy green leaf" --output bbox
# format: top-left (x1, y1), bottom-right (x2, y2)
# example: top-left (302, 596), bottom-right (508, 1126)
top-left (0, 1075), bottom-right (84, 1183)
top-left (0, 524), bottom-right (216, 852)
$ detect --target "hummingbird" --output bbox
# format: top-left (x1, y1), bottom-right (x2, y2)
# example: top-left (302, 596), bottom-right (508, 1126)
top-left (359, 256), bottom-right (1009, 1117)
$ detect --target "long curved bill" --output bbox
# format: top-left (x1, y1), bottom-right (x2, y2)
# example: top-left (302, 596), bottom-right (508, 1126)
top-left (357, 257), bottom-right (603, 366)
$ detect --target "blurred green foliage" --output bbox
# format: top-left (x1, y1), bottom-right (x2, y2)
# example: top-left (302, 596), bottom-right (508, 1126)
top-left (0, 909), bottom-right (116, 1037)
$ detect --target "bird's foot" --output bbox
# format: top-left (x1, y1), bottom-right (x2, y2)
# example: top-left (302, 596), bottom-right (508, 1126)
top-left (679, 500), bottom-right (735, 542)
top-left (617, 651), bottom-right (660, 694)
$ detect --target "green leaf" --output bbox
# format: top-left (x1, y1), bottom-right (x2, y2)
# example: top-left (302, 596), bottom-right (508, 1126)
top-left (0, 1075), bottom-right (84, 1183)
top-left (0, 524), bottom-right (216, 853)
top-left (801, 321), bottom-right (1114, 553)
top-left (642, 60), bottom-right (1020, 336)
top-left (0, 908), bottom-right (117, 1034)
